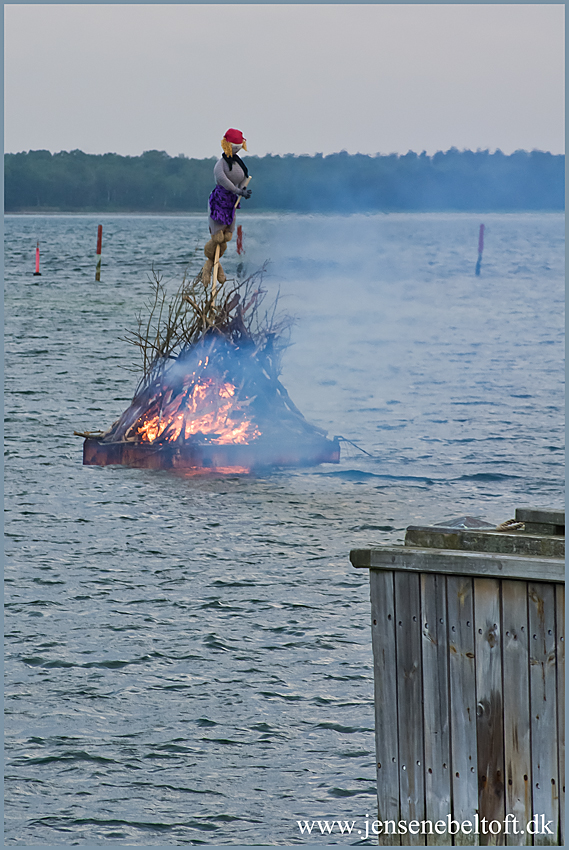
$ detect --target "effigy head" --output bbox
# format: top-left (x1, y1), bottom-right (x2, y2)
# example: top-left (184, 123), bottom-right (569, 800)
top-left (221, 128), bottom-right (247, 157)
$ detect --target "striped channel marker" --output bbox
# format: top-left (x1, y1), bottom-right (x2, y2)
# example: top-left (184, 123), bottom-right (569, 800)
top-left (95, 224), bottom-right (103, 281)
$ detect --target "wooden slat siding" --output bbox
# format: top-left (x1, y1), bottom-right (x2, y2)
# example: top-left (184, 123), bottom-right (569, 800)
top-left (447, 575), bottom-right (478, 846)
top-left (528, 583), bottom-right (559, 846)
top-left (394, 571), bottom-right (426, 846)
top-left (421, 573), bottom-right (452, 846)
top-left (370, 569), bottom-right (401, 846)
top-left (350, 547), bottom-right (564, 584)
top-left (501, 580), bottom-right (532, 847)
top-left (554, 584), bottom-right (564, 845)
top-left (474, 578), bottom-right (505, 845)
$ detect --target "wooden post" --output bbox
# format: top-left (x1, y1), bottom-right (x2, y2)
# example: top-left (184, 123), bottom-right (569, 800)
top-left (395, 570), bottom-right (425, 844)
top-left (421, 573), bottom-right (451, 846)
top-left (211, 243), bottom-right (221, 305)
top-left (528, 582), bottom-right (559, 846)
top-left (475, 223), bottom-right (485, 276)
top-left (502, 580), bottom-right (532, 846)
top-left (351, 508), bottom-right (565, 846)
top-left (447, 575), bottom-right (477, 846)
top-left (95, 224), bottom-right (103, 281)
top-left (33, 241), bottom-right (41, 276)
top-left (474, 577), bottom-right (505, 844)
top-left (370, 570), bottom-right (401, 845)
top-left (555, 584), bottom-right (565, 845)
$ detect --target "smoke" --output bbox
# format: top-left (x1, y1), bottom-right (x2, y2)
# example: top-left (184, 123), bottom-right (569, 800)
top-left (224, 210), bottom-right (564, 461)
top-left (96, 329), bottom-right (339, 472)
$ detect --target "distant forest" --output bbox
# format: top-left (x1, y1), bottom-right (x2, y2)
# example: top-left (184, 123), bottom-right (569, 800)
top-left (4, 148), bottom-right (564, 213)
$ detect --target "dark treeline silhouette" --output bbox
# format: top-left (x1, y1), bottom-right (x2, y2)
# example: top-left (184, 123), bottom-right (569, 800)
top-left (5, 147), bottom-right (564, 213)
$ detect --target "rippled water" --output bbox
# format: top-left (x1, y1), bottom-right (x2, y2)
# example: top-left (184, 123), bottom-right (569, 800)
top-left (5, 212), bottom-right (564, 845)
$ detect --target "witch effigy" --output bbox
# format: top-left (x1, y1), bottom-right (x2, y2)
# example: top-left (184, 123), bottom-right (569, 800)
top-left (201, 128), bottom-right (252, 286)
top-left (76, 128), bottom-right (341, 472)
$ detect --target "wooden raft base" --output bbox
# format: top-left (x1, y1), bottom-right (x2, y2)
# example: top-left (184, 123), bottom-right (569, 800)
top-left (83, 436), bottom-right (340, 471)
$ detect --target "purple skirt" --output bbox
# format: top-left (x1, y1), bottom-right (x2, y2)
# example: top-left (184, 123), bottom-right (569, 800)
top-left (208, 185), bottom-right (239, 227)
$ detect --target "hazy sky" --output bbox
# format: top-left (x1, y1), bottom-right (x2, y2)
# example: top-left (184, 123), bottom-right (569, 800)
top-left (4, 3), bottom-right (565, 158)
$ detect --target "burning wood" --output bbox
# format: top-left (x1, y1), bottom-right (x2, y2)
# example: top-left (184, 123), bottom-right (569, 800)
top-left (81, 266), bottom-right (340, 472)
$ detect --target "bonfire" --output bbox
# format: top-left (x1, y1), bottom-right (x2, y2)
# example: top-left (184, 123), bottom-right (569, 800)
top-left (77, 265), bottom-right (339, 473)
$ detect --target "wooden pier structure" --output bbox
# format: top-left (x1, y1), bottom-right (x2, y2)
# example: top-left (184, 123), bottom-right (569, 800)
top-left (350, 508), bottom-right (565, 846)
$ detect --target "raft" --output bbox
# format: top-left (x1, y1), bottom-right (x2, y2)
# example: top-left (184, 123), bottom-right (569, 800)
top-left (83, 433), bottom-right (340, 472)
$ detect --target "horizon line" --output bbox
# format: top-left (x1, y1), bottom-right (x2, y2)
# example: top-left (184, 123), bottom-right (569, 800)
top-left (5, 146), bottom-right (564, 159)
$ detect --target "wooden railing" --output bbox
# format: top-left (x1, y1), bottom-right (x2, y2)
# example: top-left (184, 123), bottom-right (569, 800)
top-left (350, 508), bottom-right (565, 846)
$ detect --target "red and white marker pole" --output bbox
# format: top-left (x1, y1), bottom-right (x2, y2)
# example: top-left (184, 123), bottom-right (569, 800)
top-left (237, 225), bottom-right (244, 255)
top-left (33, 241), bottom-right (41, 276)
top-left (95, 225), bottom-right (103, 281)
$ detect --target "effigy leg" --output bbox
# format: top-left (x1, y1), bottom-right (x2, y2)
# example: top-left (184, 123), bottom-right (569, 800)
top-left (201, 258), bottom-right (213, 285)
top-left (201, 237), bottom-right (228, 285)
top-left (215, 231), bottom-right (233, 281)
top-left (202, 228), bottom-right (231, 285)
top-left (204, 238), bottom-right (227, 260)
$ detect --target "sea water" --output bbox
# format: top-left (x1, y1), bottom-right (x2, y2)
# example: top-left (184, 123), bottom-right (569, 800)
top-left (4, 212), bottom-right (564, 845)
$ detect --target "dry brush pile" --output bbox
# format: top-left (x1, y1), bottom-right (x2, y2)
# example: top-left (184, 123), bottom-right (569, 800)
top-left (84, 265), bottom-right (328, 448)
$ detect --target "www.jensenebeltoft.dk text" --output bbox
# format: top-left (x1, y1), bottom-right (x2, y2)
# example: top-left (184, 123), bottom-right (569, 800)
top-left (297, 814), bottom-right (555, 839)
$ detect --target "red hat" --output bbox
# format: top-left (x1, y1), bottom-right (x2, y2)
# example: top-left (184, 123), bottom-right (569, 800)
top-left (224, 128), bottom-right (245, 144)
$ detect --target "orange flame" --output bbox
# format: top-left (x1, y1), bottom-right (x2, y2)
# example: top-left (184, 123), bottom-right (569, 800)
top-left (134, 376), bottom-right (260, 445)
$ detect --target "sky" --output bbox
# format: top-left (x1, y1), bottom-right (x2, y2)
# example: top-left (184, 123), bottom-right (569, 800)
top-left (4, 3), bottom-right (565, 158)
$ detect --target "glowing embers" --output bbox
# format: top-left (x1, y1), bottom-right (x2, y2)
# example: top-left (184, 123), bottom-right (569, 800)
top-left (125, 371), bottom-right (261, 447)
top-left (174, 466), bottom-right (251, 478)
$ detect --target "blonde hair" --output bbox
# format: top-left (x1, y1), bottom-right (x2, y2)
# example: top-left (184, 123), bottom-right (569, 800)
top-left (221, 137), bottom-right (247, 157)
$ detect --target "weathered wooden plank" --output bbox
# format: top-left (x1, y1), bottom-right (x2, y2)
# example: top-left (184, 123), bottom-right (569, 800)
top-left (350, 547), bottom-right (564, 584)
top-left (420, 573), bottom-right (451, 846)
top-left (394, 570), bottom-right (425, 846)
top-left (404, 528), bottom-right (564, 560)
top-left (521, 521), bottom-right (565, 536)
top-left (515, 508), bottom-right (565, 536)
top-left (501, 580), bottom-right (532, 846)
top-left (474, 578), bottom-right (505, 845)
top-left (351, 548), bottom-right (372, 568)
top-left (514, 508), bottom-right (564, 527)
top-left (528, 582), bottom-right (559, 846)
top-left (555, 584), bottom-right (564, 846)
top-left (370, 569), bottom-right (401, 846)
top-left (447, 575), bottom-right (478, 846)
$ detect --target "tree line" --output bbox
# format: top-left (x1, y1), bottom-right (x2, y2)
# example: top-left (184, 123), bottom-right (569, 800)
top-left (4, 147), bottom-right (564, 213)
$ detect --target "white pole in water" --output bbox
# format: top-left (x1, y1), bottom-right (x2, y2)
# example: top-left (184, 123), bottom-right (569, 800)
top-left (475, 223), bottom-right (485, 276)
top-left (212, 177), bottom-right (251, 305)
